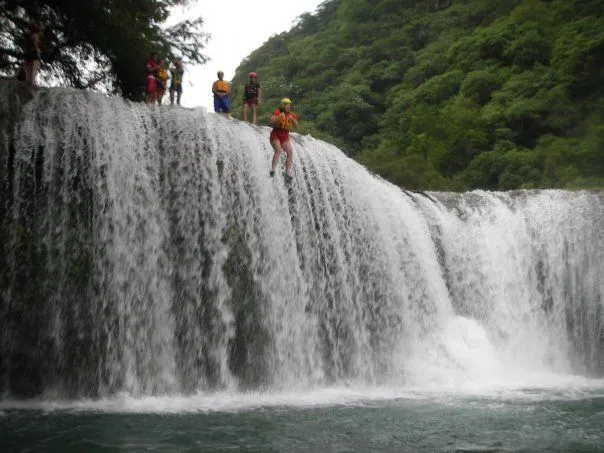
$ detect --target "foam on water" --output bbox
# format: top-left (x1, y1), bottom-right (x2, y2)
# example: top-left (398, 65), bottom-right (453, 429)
top-left (2, 378), bottom-right (604, 414)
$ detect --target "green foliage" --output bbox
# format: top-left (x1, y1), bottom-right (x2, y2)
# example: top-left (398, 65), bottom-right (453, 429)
top-left (460, 68), bottom-right (507, 105)
top-left (404, 54), bottom-right (448, 87)
top-left (415, 70), bottom-right (465, 104)
top-left (357, 150), bottom-right (451, 191)
top-left (551, 16), bottom-right (604, 97)
top-left (233, 0), bottom-right (603, 191)
top-left (0, 0), bottom-right (209, 100)
top-left (314, 82), bottom-right (379, 152)
top-left (459, 148), bottom-right (542, 190)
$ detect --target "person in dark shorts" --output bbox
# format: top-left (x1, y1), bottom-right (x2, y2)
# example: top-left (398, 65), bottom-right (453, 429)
top-left (170, 59), bottom-right (184, 105)
top-left (242, 72), bottom-right (261, 124)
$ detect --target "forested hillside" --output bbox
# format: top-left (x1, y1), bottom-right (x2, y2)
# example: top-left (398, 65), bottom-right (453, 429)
top-left (230, 0), bottom-right (603, 191)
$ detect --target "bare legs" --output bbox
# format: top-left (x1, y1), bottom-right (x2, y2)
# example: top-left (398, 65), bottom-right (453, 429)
top-left (251, 103), bottom-right (257, 125)
top-left (270, 139), bottom-right (293, 176)
top-left (170, 89), bottom-right (182, 105)
top-left (24, 60), bottom-right (40, 87)
top-left (242, 102), bottom-right (258, 124)
top-left (146, 92), bottom-right (156, 104)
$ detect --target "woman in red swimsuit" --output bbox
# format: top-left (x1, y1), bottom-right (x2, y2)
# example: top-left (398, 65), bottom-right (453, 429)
top-left (269, 98), bottom-right (298, 181)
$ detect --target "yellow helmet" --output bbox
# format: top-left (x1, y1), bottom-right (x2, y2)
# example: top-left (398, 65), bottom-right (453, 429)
top-left (279, 98), bottom-right (292, 109)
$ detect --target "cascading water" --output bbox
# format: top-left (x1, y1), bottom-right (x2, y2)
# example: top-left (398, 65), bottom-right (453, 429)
top-left (0, 82), bottom-right (602, 400)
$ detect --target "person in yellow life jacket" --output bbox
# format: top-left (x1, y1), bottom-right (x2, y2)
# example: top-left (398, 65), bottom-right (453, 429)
top-left (155, 59), bottom-right (169, 105)
top-left (269, 98), bottom-right (298, 182)
top-left (212, 70), bottom-right (230, 114)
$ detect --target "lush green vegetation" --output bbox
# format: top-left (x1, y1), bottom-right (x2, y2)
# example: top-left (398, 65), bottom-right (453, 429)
top-left (0, 0), bottom-right (208, 100)
top-left (230, 0), bottom-right (604, 191)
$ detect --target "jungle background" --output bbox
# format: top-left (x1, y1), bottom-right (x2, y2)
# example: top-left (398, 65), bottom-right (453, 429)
top-left (230, 0), bottom-right (603, 191)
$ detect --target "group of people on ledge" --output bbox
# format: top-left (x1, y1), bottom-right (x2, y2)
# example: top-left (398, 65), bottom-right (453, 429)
top-left (212, 70), bottom-right (298, 182)
top-left (145, 52), bottom-right (184, 105)
top-left (16, 36), bottom-right (299, 182)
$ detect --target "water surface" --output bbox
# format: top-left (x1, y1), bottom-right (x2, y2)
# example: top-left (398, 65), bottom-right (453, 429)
top-left (2, 386), bottom-right (604, 452)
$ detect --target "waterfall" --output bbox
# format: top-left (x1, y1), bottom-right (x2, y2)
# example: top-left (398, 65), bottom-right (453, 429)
top-left (0, 82), bottom-right (602, 398)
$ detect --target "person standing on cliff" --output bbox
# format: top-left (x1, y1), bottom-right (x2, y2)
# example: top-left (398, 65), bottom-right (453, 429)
top-left (212, 70), bottom-right (231, 114)
top-left (145, 52), bottom-right (159, 104)
top-left (155, 58), bottom-right (169, 105)
top-left (22, 23), bottom-right (42, 87)
top-left (169, 58), bottom-right (184, 105)
top-left (242, 72), bottom-right (261, 124)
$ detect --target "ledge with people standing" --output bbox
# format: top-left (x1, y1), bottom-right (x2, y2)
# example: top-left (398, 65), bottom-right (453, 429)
top-left (11, 31), bottom-right (300, 183)
top-left (144, 51), bottom-right (185, 106)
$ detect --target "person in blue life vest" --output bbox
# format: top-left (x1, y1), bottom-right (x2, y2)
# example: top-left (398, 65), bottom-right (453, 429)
top-left (242, 72), bottom-right (261, 124)
top-left (169, 59), bottom-right (184, 105)
top-left (269, 98), bottom-right (299, 181)
top-left (212, 70), bottom-right (230, 114)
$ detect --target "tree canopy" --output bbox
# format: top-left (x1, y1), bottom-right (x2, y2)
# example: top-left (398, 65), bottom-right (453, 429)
top-left (0, 0), bottom-right (209, 100)
top-left (231, 0), bottom-right (604, 191)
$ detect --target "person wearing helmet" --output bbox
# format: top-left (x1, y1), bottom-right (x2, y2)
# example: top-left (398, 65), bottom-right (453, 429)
top-left (212, 70), bottom-right (231, 114)
top-left (269, 98), bottom-right (298, 181)
top-left (242, 72), bottom-right (261, 124)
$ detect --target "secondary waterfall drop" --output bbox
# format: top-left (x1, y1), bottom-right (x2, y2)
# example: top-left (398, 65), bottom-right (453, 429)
top-left (0, 82), bottom-right (602, 399)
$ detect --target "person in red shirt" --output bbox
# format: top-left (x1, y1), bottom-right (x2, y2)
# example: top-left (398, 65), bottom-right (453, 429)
top-left (269, 98), bottom-right (298, 181)
top-left (145, 52), bottom-right (159, 104)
